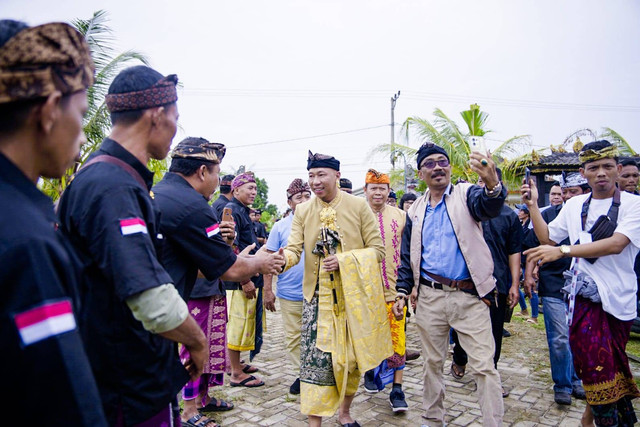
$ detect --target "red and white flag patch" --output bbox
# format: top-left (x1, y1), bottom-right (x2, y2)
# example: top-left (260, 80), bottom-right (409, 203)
top-left (14, 300), bottom-right (76, 346)
top-left (120, 218), bottom-right (148, 235)
top-left (206, 224), bottom-right (220, 238)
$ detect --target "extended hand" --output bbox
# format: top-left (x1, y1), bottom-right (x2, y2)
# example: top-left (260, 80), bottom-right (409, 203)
top-left (239, 243), bottom-right (256, 256)
top-left (322, 255), bottom-right (339, 272)
top-left (256, 248), bottom-right (286, 275)
top-left (469, 151), bottom-right (499, 190)
top-left (524, 245), bottom-right (562, 266)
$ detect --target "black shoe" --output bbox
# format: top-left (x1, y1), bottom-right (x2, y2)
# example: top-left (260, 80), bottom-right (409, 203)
top-left (405, 349), bottom-right (421, 361)
top-left (502, 329), bottom-right (511, 338)
top-left (289, 378), bottom-right (300, 395)
top-left (363, 370), bottom-right (378, 393)
top-left (390, 388), bottom-right (408, 412)
top-left (554, 391), bottom-right (572, 405)
top-left (572, 384), bottom-right (586, 400)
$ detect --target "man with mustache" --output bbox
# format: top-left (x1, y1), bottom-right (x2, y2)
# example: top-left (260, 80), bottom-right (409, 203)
top-left (393, 142), bottom-right (506, 426)
top-left (523, 140), bottom-right (640, 426)
top-left (0, 19), bottom-right (106, 425)
top-left (281, 151), bottom-right (390, 426)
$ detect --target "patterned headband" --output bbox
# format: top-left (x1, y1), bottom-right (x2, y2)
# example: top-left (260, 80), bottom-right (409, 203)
top-left (0, 22), bottom-right (95, 104)
top-left (365, 168), bottom-right (390, 185)
top-left (307, 150), bottom-right (340, 171)
top-left (287, 178), bottom-right (311, 198)
top-left (105, 74), bottom-right (178, 113)
top-left (231, 172), bottom-right (256, 190)
top-left (578, 144), bottom-right (619, 164)
top-left (171, 138), bottom-right (226, 164)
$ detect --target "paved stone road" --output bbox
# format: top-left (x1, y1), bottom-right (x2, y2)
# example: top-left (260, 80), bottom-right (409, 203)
top-left (203, 302), bottom-right (639, 426)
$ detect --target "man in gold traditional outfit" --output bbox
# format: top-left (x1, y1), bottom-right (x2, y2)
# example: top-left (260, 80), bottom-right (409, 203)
top-left (282, 151), bottom-right (391, 427)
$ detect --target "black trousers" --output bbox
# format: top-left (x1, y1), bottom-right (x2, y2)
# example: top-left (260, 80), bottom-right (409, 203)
top-left (452, 292), bottom-right (508, 369)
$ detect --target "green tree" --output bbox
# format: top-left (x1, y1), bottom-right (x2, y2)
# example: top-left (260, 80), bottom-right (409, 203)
top-left (40, 10), bottom-right (152, 200)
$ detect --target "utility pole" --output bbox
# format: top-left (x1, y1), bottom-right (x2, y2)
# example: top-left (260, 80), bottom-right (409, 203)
top-left (390, 91), bottom-right (401, 167)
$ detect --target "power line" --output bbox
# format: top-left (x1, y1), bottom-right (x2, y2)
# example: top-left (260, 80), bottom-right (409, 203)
top-left (180, 88), bottom-right (640, 113)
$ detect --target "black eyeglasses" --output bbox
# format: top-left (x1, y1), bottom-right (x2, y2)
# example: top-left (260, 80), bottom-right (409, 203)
top-left (421, 159), bottom-right (450, 169)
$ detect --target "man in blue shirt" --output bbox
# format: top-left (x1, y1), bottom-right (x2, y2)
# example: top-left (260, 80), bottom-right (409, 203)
top-left (394, 142), bottom-right (506, 426)
top-left (264, 178), bottom-right (312, 395)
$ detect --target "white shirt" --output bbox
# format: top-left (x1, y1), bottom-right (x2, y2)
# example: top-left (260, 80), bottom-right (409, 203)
top-left (548, 191), bottom-right (640, 320)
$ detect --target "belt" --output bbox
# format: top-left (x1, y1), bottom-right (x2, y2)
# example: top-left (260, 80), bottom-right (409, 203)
top-left (419, 274), bottom-right (475, 292)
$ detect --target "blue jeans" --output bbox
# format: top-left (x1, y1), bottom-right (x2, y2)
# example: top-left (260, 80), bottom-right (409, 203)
top-left (519, 289), bottom-right (539, 317)
top-left (542, 296), bottom-right (581, 394)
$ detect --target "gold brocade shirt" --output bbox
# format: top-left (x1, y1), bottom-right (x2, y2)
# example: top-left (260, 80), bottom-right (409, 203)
top-left (372, 205), bottom-right (407, 302)
top-left (283, 190), bottom-right (385, 302)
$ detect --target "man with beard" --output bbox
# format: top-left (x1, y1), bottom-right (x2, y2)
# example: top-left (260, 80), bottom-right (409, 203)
top-left (393, 142), bottom-right (506, 426)
top-left (225, 172), bottom-right (267, 387)
top-left (263, 178), bottom-right (312, 395)
top-left (523, 140), bottom-right (640, 426)
top-left (282, 151), bottom-right (390, 426)
top-left (0, 19), bottom-right (106, 425)
top-left (521, 171), bottom-right (588, 406)
top-left (362, 169), bottom-right (410, 413)
top-left (58, 66), bottom-right (207, 426)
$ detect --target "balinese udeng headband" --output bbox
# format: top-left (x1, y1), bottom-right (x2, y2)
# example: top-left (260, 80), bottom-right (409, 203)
top-left (171, 138), bottom-right (226, 164)
top-left (578, 144), bottom-right (619, 164)
top-left (560, 171), bottom-right (588, 189)
top-left (105, 74), bottom-right (178, 113)
top-left (287, 178), bottom-right (311, 199)
top-left (365, 168), bottom-right (390, 185)
top-left (416, 142), bottom-right (449, 168)
top-left (231, 172), bottom-right (256, 191)
top-left (0, 22), bottom-right (95, 104)
top-left (307, 150), bottom-right (340, 171)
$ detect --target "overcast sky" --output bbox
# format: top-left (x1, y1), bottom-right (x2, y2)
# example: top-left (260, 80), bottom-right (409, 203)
top-left (5, 0), bottom-right (640, 209)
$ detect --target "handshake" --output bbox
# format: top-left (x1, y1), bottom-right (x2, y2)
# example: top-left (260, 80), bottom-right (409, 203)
top-left (238, 243), bottom-right (286, 275)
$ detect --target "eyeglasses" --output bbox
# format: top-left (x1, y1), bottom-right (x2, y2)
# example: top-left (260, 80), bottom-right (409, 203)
top-left (421, 159), bottom-right (450, 169)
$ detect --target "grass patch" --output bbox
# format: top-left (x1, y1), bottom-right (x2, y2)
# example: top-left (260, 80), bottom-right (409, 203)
top-left (510, 313), bottom-right (546, 331)
top-left (626, 332), bottom-right (640, 359)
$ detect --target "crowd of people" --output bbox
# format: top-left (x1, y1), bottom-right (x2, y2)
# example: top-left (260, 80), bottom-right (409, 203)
top-left (2, 18), bottom-right (640, 427)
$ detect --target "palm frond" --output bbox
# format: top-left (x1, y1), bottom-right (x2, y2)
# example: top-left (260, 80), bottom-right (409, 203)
top-left (459, 103), bottom-right (491, 137)
top-left (599, 127), bottom-right (637, 156)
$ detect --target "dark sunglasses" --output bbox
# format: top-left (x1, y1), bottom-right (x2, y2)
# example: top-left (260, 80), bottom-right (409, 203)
top-left (421, 159), bottom-right (450, 169)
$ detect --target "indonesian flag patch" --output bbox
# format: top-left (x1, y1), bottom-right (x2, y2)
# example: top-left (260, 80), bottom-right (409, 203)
top-left (120, 218), bottom-right (148, 235)
top-left (14, 300), bottom-right (76, 346)
top-left (206, 224), bottom-right (220, 238)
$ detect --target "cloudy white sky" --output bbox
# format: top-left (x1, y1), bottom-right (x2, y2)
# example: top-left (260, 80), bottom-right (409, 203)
top-left (5, 0), bottom-right (640, 209)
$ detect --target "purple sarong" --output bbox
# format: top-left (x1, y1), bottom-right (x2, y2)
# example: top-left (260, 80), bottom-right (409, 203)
top-left (181, 295), bottom-right (228, 401)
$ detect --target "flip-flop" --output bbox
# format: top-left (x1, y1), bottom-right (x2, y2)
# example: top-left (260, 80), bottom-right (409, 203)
top-left (450, 362), bottom-right (466, 380)
top-left (242, 364), bottom-right (259, 374)
top-left (182, 413), bottom-right (218, 427)
top-left (200, 398), bottom-right (234, 412)
top-left (230, 374), bottom-right (264, 388)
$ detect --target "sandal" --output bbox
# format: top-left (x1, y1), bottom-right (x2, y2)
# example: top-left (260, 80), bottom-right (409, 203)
top-left (450, 362), bottom-right (466, 380)
top-left (200, 398), bottom-right (234, 412)
top-left (526, 317), bottom-right (538, 324)
top-left (182, 413), bottom-right (218, 427)
top-left (229, 374), bottom-right (265, 387)
top-left (242, 364), bottom-right (259, 374)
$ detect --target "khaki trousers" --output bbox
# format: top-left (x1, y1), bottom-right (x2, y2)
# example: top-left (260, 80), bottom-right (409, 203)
top-left (416, 285), bottom-right (503, 427)
top-left (279, 298), bottom-right (303, 371)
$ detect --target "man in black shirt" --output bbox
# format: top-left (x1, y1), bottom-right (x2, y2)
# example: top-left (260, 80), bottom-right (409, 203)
top-left (153, 138), bottom-right (284, 424)
top-left (212, 174), bottom-right (235, 219)
top-left (252, 208), bottom-right (268, 247)
top-left (58, 66), bottom-right (207, 426)
top-left (0, 19), bottom-right (106, 426)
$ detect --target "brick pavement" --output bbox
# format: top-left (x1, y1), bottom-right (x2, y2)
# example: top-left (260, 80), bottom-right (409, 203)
top-left (203, 302), bottom-right (639, 426)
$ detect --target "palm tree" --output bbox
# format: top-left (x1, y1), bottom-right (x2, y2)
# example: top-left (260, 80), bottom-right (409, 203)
top-left (40, 10), bottom-right (151, 200)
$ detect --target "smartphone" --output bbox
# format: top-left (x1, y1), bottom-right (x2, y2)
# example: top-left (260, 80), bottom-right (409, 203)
top-left (524, 167), bottom-right (531, 200)
top-left (222, 207), bottom-right (233, 223)
top-left (469, 136), bottom-right (487, 153)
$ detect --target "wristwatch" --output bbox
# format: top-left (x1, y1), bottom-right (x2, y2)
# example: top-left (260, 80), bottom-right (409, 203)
top-left (484, 182), bottom-right (502, 198)
top-left (559, 245), bottom-right (571, 257)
